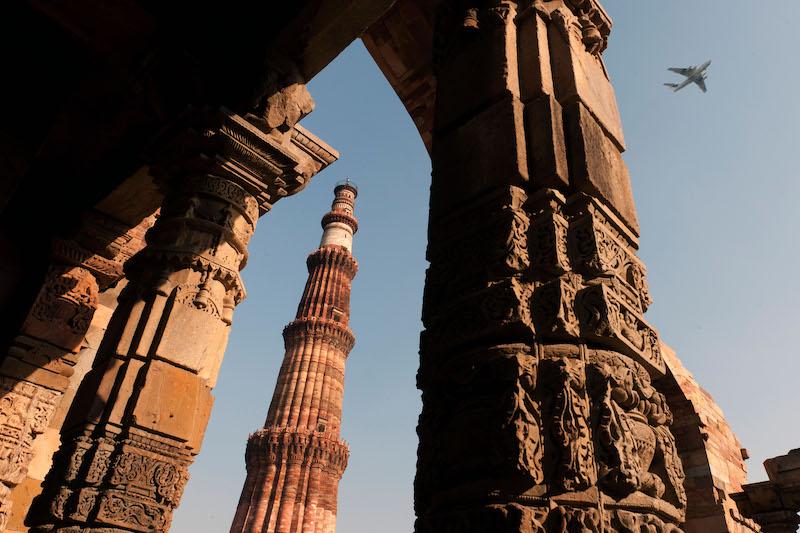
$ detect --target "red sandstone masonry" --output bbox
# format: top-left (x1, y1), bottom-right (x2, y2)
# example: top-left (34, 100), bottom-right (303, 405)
top-left (230, 184), bottom-right (358, 533)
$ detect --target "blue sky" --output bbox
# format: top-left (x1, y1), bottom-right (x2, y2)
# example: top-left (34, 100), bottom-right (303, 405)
top-left (173, 2), bottom-right (800, 531)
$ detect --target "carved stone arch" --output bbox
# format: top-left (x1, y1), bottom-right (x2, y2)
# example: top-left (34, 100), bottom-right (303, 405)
top-left (361, 0), bottom-right (438, 152)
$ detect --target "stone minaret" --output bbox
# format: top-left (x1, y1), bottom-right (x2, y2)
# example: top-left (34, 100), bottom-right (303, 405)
top-left (231, 181), bottom-right (359, 533)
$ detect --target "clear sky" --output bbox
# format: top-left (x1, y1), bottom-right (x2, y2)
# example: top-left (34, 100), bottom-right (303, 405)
top-left (173, 2), bottom-right (800, 531)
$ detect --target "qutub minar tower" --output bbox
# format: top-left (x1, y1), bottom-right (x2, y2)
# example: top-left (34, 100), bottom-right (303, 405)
top-left (230, 182), bottom-right (359, 533)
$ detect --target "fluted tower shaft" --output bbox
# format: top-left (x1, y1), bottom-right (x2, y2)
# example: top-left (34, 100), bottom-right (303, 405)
top-left (231, 183), bottom-right (359, 533)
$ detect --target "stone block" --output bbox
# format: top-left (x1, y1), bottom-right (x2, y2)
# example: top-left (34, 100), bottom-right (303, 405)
top-left (131, 360), bottom-right (213, 449)
top-left (154, 300), bottom-right (230, 387)
top-left (0, 358), bottom-right (69, 393)
top-left (7, 475), bottom-right (42, 532)
top-left (546, 10), bottom-right (625, 150)
top-left (434, 8), bottom-right (520, 131)
top-left (63, 356), bottom-right (134, 430)
top-left (564, 102), bottom-right (639, 234)
top-left (516, 8), bottom-right (554, 100)
top-left (524, 94), bottom-right (569, 189)
top-left (431, 96), bottom-right (528, 218)
top-left (27, 427), bottom-right (60, 481)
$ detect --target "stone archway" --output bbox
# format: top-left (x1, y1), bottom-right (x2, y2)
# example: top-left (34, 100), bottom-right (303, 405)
top-left (0, 1), bottom-right (762, 532)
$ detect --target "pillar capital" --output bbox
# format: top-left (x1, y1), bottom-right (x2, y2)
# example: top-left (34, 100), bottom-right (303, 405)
top-left (151, 106), bottom-right (338, 217)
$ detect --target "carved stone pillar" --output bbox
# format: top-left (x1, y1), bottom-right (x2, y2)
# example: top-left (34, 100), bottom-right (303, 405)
top-left (0, 211), bottom-right (155, 532)
top-left (417, 1), bottom-right (687, 531)
top-left (26, 94), bottom-right (338, 532)
top-left (0, 266), bottom-right (98, 533)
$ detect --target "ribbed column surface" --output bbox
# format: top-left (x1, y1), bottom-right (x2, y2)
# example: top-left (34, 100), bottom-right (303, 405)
top-left (231, 182), bottom-right (358, 533)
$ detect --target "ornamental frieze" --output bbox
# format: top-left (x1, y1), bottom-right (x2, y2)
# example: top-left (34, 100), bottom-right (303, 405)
top-left (576, 283), bottom-right (664, 376)
top-left (246, 428), bottom-right (349, 478)
top-left (567, 194), bottom-right (652, 312)
top-left (527, 189), bottom-right (571, 278)
top-left (421, 278), bottom-right (534, 353)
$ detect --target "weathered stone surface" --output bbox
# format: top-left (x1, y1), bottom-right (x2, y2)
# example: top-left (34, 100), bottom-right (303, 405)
top-left (542, 0), bottom-right (624, 150)
top-left (0, 209), bottom-right (155, 533)
top-left (0, 1), bottom-right (765, 532)
top-left (433, 0), bottom-right (521, 131)
top-left (154, 301), bottom-right (230, 387)
top-left (131, 361), bottom-right (214, 449)
top-left (418, 2), bottom-right (697, 532)
top-left (524, 94), bottom-right (569, 190)
top-left (262, 84), bottom-right (315, 133)
top-left (431, 96), bottom-right (528, 217)
top-left (564, 101), bottom-right (640, 234)
top-left (362, 0), bottom-right (437, 151)
top-left (517, 7), bottom-right (555, 100)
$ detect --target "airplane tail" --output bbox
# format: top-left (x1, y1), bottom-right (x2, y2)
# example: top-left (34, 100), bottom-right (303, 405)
top-left (663, 82), bottom-right (679, 91)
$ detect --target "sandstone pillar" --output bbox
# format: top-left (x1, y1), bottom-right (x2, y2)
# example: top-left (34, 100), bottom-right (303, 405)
top-left (25, 94), bottom-right (338, 532)
top-left (416, 1), bottom-right (687, 530)
top-left (230, 181), bottom-right (358, 533)
top-left (0, 212), bottom-right (155, 533)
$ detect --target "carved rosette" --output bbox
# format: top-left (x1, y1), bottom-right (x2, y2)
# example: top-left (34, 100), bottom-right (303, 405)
top-left (28, 100), bottom-right (338, 533)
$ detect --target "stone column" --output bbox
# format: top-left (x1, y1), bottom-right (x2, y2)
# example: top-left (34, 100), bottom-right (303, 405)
top-left (230, 182), bottom-right (358, 533)
top-left (0, 212), bottom-right (155, 533)
top-left (25, 90), bottom-right (338, 532)
top-left (416, 1), bottom-right (687, 530)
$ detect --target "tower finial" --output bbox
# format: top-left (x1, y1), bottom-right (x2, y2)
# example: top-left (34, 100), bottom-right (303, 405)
top-left (320, 180), bottom-right (359, 251)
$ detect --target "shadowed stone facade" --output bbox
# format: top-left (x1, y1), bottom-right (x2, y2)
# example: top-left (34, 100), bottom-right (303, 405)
top-left (230, 182), bottom-right (358, 533)
top-left (0, 0), bottom-right (785, 532)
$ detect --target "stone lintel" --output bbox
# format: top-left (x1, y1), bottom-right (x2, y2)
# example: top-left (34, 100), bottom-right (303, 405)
top-left (291, 124), bottom-right (340, 168)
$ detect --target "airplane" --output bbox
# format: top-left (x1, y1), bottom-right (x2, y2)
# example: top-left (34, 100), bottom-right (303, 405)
top-left (664, 60), bottom-right (711, 93)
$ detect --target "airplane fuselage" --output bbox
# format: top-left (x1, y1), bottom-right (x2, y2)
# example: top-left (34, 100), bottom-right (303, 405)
top-left (670, 60), bottom-right (711, 92)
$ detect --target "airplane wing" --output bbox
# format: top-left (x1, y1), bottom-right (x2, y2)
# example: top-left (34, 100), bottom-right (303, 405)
top-left (693, 77), bottom-right (708, 93)
top-left (668, 67), bottom-right (694, 77)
